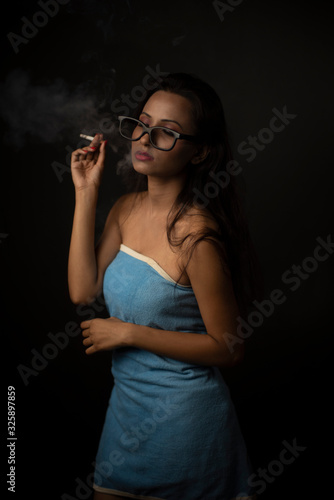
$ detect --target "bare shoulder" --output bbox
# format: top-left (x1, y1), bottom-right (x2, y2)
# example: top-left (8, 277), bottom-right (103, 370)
top-left (101, 191), bottom-right (142, 229)
top-left (96, 192), bottom-right (141, 240)
top-left (116, 191), bottom-right (145, 225)
top-left (110, 191), bottom-right (138, 214)
top-left (175, 205), bottom-right (230, 276)
top-left (174, 205), bottom-right (220, 245)
top-left (95, 192), bottom-right (145, 269)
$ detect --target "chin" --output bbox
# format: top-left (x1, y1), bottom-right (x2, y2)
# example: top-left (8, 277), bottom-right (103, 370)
top-left (132, 159), bottom-right (151, 175)
top-left (132, 154), bottom-right (159, 175)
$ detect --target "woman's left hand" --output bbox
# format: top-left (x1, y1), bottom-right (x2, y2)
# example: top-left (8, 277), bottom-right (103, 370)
top-left (81, 317), bottom-right (129, 355)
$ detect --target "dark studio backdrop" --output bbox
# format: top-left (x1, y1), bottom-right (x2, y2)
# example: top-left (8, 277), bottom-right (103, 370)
top-left (1, 0), bottom-right (333, 499)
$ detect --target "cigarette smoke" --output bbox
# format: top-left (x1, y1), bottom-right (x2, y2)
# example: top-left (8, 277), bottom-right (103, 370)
top-left (0, 68), bottom-right (121, 150)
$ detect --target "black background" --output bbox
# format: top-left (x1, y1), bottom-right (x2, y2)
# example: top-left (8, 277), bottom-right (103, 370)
top-left (2, 1), bottom-right (333, 499)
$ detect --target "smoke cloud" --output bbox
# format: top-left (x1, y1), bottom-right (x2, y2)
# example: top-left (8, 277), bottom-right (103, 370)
top-left (0, 68), bottom-right (121, 149)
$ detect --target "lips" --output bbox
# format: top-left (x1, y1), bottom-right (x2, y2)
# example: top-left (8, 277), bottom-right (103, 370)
top-left (135, 150), bottom-right (154, 161)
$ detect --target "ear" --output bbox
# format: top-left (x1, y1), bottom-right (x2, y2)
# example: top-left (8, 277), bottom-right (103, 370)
top-left (190, 144), bottom-right (210, 165)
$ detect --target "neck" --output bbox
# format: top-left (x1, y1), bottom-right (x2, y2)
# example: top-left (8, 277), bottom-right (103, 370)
top-left (145, 174), bottom-right (186, 217)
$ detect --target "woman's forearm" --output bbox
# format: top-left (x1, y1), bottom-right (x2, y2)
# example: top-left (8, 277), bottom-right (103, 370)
top-left (125, 323), bottom-right (244, 368)
top-left (68, 186), bottom-right (99, 304)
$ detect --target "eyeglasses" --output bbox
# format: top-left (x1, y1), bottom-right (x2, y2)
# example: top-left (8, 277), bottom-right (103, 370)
top-left (118, 116), bottom-right (199, 151)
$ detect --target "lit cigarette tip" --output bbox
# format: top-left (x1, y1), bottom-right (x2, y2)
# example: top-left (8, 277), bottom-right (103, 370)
top-left (80, 134), bottom-right (95, 141)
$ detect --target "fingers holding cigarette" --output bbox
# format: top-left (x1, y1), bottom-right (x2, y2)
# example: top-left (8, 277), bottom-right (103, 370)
top-left (71, 136), bottom-right (107, 190)
top-left (72, 134), bottom-right (105, 163)
top-left (80, 133), bottom-right (104, 161)
top-left (80, 134), bottom-right (95, 141)
top-left (80, 133), bottom-right (103, 147)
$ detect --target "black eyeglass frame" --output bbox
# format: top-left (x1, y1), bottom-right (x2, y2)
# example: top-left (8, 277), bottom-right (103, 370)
top-left (118, 115), bottom-right (200, 151)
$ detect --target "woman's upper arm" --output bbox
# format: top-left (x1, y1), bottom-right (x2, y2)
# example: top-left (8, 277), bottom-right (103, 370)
top-left (93, 194), bottom-right (129, 296)
top-left (186, 239), bottom-right (244, 365)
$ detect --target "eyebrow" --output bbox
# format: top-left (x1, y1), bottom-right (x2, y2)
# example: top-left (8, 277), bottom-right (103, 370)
top-left (140, 111), bottom-right (184, 130)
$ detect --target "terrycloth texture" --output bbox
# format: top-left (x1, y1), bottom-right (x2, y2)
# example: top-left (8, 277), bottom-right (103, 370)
top-left (93, 244), bottom-right (255, 500)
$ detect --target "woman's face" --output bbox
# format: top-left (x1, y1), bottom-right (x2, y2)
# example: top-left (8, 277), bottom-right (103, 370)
top-left (131, 90), bottom-right (201, 178)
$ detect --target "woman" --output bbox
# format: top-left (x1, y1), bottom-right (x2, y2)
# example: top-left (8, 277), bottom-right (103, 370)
top-left (68, 73), bottom-right (261, 499)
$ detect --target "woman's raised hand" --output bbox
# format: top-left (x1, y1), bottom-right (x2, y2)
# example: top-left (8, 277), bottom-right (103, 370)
top-left (71, 133), bottom-right (107, 191)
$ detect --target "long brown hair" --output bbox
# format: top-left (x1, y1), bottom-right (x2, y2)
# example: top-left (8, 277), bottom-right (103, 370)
top-left (116, 72), bottom-right (263, 317)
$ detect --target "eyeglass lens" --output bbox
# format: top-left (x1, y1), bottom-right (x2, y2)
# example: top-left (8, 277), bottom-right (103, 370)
top-left (120, 118), bottom-right (176, 150)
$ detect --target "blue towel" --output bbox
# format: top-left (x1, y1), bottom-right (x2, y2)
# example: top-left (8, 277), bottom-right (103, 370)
top-left (93, 244), bottom-right (255, 499)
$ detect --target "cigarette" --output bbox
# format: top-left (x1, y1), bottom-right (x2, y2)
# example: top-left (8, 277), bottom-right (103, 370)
top-left (80, 134), bottom-right (95, 141)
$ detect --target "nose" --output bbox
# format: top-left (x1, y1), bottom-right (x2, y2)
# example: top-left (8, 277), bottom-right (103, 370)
top-left (139, 131), bottom-right (150, 147)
